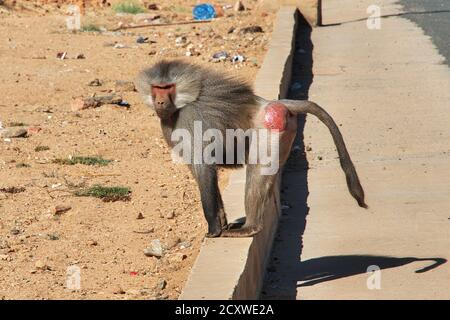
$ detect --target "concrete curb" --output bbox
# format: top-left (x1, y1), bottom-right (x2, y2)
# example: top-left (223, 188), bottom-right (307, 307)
top-left (179, 6), bottom-right (299, 300)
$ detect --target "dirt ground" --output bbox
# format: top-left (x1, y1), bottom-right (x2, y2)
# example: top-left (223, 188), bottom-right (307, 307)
top-left (0, 0), bottom-right (274, 299)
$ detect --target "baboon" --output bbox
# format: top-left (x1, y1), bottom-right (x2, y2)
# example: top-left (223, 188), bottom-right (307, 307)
top-left (136, 60), bottom-right (367, 237)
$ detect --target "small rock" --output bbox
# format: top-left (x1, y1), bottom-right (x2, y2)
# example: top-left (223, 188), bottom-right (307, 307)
top-left (144, 239), bottom-right (163, 258)
top-left (112, 285), bottom-right (125, 294)
top-left (0, 254), bottom-right (10, 261)
top-left (136, 212), bottom-right (144, 220)
top-left (35, 260), bottom-right (49, 270)
top-left (54, 205), bottom-right (71, 215)
top-left (164, 210), bottom-right (175, 219)
top-left (156, 279), bottom-right (166, 290)
top-left (232, 54), bottom-right (245, 63)
top-left (168, 253), bottom-right (187, 264)
top-left (76, 53), bottom-right (85, 59)
top-left (87, 240), bottom-right (98, 246)
top-left (10, 228), bottom-right (21, 235)
top-left (147, 3), bottom-right (158, 10)
top-left (0, 127), bottom-right (28, 138)
top-left (148, 50), bottom-right (157, 55)
top-left (163, 236), bottom-right (180, 250)
top-left (234, 0), bottom-right (245, 11)
top-left (318, 156), bottom-right (323, 160)
top-left (241, 26), bottom-right (264, 34)
top-left (211, 51), bottom-right (228, 62)
top-left (306, 145), bottom-right (312, 151)
top-left (227, 27), bottom-right (235, 34)
top-left (175, 36), bottom-right (188, 47)
top-left (115, 80), bottom-right (136, 92)
top-left (136, 36), bottom-right (149, 44)
top-left (178, 241), bottom-right (191, 249)
top-left (88, 79), bottom-right (102, 86)
top-left (113, 43), bottom-right (127, 49)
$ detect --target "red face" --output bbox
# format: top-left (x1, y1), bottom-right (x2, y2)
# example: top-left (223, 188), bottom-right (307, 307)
top-left (151, 83), bottom-right (177, 119)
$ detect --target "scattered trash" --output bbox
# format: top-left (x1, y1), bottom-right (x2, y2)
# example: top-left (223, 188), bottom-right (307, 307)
top-left (241, 25), bottom-right (264, 34)
top-left (193, 3), bottom-right (216, 21)
top-left (232, 54), bottom-right (245, 63)
top-left (211, 50), bottom-right (228, 62)
top-left (56, 52), bottom-right (67, 60)
top-left (27, 126), bottom-right (41, 136)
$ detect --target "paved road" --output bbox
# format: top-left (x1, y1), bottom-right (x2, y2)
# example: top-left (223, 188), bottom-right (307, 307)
top-left (262, 0), bottom-right (450, 299)
top-left (401, 0), bottom-right (450, 63)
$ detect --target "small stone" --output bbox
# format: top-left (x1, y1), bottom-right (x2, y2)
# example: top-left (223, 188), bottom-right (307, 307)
top-left (54, 205), bottom-right (71, 215)
top-left (163, 236), bottom-right (180, 250)
top-left (148, 50), bottom-right (157, 55)
top-left (0, 127), bottom-right (28, 138)
top-left (234, 0), bottom-right (245, 11)
top-left (318, 156), bottom-right (323, 160)
top-left (211, 51), bottom-right (228, 62)
top-left (76, 53), bottom-right (85, 59)
top-left (136, 212), bottom-right (144, 220)
top-left (112, 285), bottom-right (125, 294)
top-left (175, 36), bottom-right (188, 47)
top-left (0, 254), bottom-right (10, 261)
top-left (147, 3), bottom-right (158, 10)
top-left (241, 26), bottom-right (264, 34)
top-left (88, 79), bottom-right (102, 86)
top-left (115, 80), bottom-right (136, 92)
top-left (156, 279), bottom-right (166, 290)
top-left (178, 241), bottom-right (191, 249)
top-left (35, 260), bottom-right (49, 270)
top-left (87, 240), bottom-right (98, 246)
top-left (168, 253), bottom-right (187, 264)
top-left (136, 36), bottom-right (149, 44)
top-left (10, 228), bottom-right (21, 235)
top-left (144, 239), bottom-right (163, 258)
top-left (164, 210), bottom-right (175, 219)
top-left (306, 145), bottom-right (312, 151)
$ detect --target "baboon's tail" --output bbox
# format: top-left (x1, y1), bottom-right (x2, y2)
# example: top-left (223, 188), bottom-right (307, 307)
top-left (281, 99), bottom-right (368, 208)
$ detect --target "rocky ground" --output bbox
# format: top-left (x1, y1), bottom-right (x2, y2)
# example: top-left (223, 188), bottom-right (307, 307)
top-left (0, 0), bottom-right (274, 299)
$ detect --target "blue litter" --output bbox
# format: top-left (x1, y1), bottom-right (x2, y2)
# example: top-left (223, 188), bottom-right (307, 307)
top-left (193, 3), bottom-right (216, 21)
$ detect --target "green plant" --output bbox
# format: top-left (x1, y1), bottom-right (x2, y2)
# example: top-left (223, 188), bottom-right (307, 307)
top-left (112, 1), bottom-right (146, 14)
top-left (75, 185), bottom-right (131, 202)
top-left (53, 156), bottom-right (112, 166)
top-left (35, 146), bottom-right (50, 152)
top-left (81, 23), bottom-right (102, 32)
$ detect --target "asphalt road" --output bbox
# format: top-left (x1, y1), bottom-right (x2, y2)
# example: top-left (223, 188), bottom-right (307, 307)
top-left (400, 0), bottom-right (450, 64)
